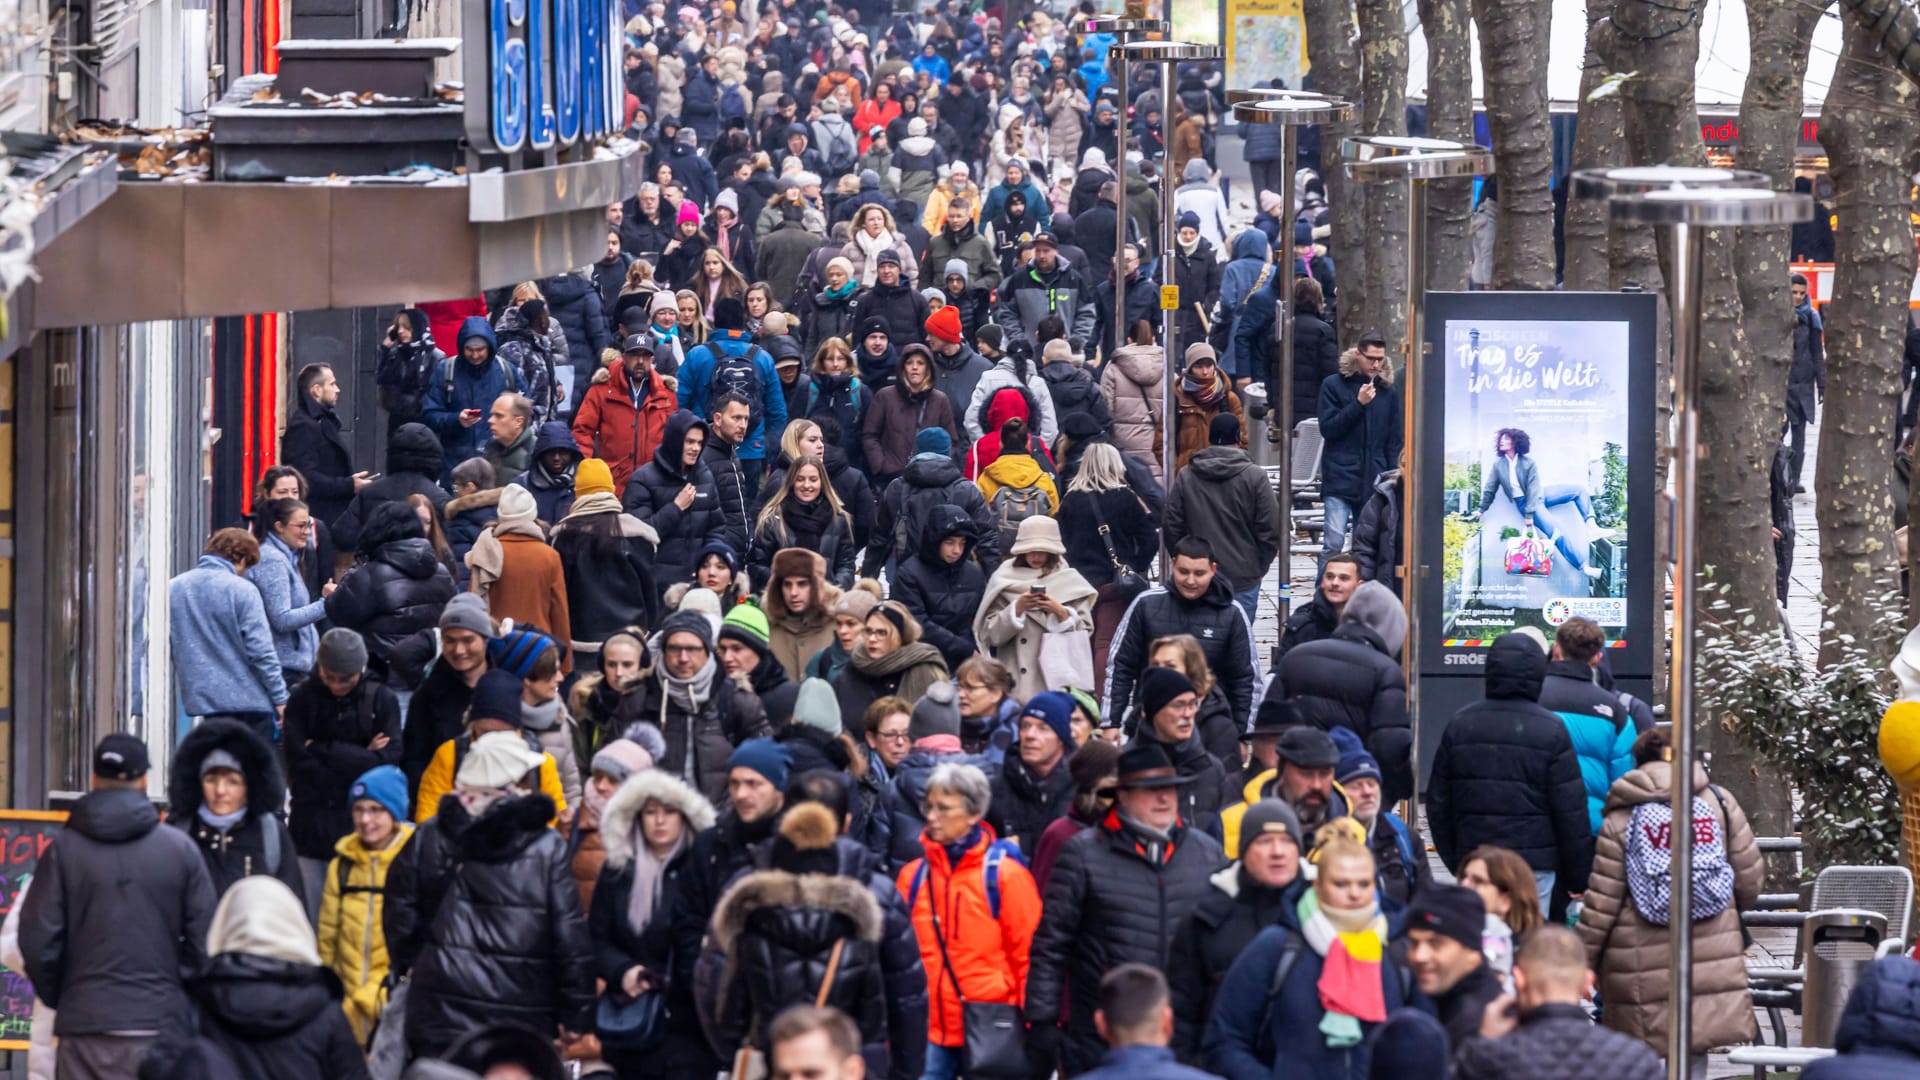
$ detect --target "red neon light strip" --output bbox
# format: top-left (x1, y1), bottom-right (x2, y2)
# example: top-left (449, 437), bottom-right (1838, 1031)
top-left (241, 315), bottom-right (256, 514)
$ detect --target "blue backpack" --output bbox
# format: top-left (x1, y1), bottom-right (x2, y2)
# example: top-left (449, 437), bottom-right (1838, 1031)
top-left (1381, 811), bottom-right (1418, 885)
top-left (906, 839), bottom-right (1024, 918)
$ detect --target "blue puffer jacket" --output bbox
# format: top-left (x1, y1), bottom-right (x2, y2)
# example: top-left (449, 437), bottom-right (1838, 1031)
top-left (1537, 658), bottom-right (1638, 833)
top-left (422, 317), bottom-right (523, 468)
top-left (1203, 897), bottom-right (1431, 1080)
top-left (677, 328), bottom-right (789, 462)
top-left (1804, 957), bottom-right (1920, 1080)
top-left (1217, 230), bottom-right (1275, 376)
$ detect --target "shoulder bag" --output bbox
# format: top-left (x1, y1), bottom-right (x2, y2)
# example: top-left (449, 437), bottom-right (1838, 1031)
top-left (733, 938), bottom-right (846, 1080)
top-left (929, 906), bottom-right (1027, 1078)
top-left (1091, 496), bottom-right (1150, 603)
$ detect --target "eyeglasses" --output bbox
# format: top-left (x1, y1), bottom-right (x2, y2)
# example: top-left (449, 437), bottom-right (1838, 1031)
top-left (875, 730), bottom-right (912, 743)
top-left (863, 627), bottom-right (893, 638)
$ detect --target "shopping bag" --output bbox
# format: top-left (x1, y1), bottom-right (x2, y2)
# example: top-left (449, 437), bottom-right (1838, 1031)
top-left (1503, 530), bottom-right (1553, 577)
top-left (1040, 628), bottom-right (1096, 689)
top-left (367, 981), bottom-right (409, 1080)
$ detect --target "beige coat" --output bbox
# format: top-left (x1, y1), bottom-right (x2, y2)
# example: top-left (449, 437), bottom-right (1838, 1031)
top-left (1099, 343), bottom-right (1167, 483)
top-left (1576, 760), bottom-right (1762, 1056)
top-left (972, 559), bottom-right (1097, 701)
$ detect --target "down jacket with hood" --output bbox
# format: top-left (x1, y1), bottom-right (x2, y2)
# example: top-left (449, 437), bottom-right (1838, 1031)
top-left (896, 823), bottom-right (1044, 1051)
top-left (622, 411), bottom-right (725, 590)
top-left (966, 355), bottom-right (1059, 444)
top-left (866, 453), bottom-right (1001, 575)
top-left (1350, 468), bottom-right (1402, 593)
top-left (331, 422), bottom-right (450, 553)
top-left (1426, 634), bottom-right (1594, 891)
top-left (589, 769), bottom-right (719, 1079)
top-left (317, 820), bottom-right (415, 1044)
top-left (1577, 760), bottom-right (1762, 1056)
top-left (541, 271), bottom-right (613, 408)
top-left (1537, 657), bottom-right (1640, 834)
top-left (388, 793), bottom-right (596, 1059)
top-left (510, 421), bottom-right (583, 524)
top-left (1103, 577), bottom-right (1260, 741)
top-left (1802, 957), bottom-right (1920, 1080)
top-left (1266, 606), bottom-right (1413, 806)
top-left (422, 317), bottom-right (525, 468)
top-left (1100, 343), bottom-right (1169, 483)
top-left (186, 879), bottom-right (369, 1080)
top-left (325, 533), bottom-right (458, 679)
top-left (170, 719), bottom-right (309, 904)
top-left (574, 361), bottom-right (676, 497)
top-left (890, 506), bottom-right (988, 669)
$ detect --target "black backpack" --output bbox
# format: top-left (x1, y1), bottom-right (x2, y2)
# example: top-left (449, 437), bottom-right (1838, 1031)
top-left (708, 340), bottom-right (769, 432)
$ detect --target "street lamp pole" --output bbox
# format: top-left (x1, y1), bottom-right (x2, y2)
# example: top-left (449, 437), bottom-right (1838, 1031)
top-left (1340, 135), bottom-right (1492, 837)
top-left (1231, 91), bottom-right (1353, 622)
top-left (1088, 17), bottom-right (1167, 358)
top-left (1572, 166), bottom-right (1807, 1079)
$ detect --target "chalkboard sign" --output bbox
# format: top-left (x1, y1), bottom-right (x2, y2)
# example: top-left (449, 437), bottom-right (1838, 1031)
top-left (0, 810), bottom-right (69, 1051)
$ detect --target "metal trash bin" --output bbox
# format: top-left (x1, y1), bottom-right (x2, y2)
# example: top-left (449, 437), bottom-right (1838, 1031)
top-left (1244, 382), bottom-right (1275, 467)
top-left (1802, 908), bottom-right (1887, 1047)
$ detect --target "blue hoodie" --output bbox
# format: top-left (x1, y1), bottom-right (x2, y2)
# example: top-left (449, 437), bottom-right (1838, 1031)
top-left (421, 316), bottom-right (521, 467)
top-left (677, 327), bottom-right (788, 462)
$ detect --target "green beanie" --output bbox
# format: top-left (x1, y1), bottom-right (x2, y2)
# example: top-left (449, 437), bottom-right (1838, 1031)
top-left (719, 601), bottom-right (772, 651)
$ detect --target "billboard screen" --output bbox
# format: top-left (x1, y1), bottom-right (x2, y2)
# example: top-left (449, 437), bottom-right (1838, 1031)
top-left (1418, 291), bottom-right (1657, 680)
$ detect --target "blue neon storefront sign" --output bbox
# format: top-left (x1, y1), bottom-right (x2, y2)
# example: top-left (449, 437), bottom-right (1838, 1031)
top-left (465, 0), bottom-right (621, 154)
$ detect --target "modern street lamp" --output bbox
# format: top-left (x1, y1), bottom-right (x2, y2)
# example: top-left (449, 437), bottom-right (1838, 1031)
top-left (1340, 135), bottom-right (1493, 836)
top-left (1114, 38), bottom-right (1223, 493)
top-left (1089, 17), bottom-right (1168, 354)
top-left (1571, 165), bottom-right (1807, 1078)
top-left (1232, 93), bottom-right (1354, 621)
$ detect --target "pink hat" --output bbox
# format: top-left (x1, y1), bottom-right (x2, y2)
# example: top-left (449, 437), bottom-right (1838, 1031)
top-left (676, 200), bottom-right (702, 227)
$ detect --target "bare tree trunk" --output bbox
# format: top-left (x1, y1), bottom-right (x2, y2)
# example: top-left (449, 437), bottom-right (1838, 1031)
top-left (1563, 0), bottom-right (1624, 292)
top-left (1814, 21), bottom-right (1920, 676)
top-left (1469, 0), bottom-right (1555, 288)
top-left (1419, 0), bottom-right (1473, 292)
top-left (1304, 0), bottom-right (1367, 350)
top-left (1357, 0), bottom-right (1409, 344)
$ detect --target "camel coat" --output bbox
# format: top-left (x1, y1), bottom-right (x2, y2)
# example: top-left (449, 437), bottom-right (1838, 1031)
top-left (472, 531), bottom-right (573, 673)
top-left (1173, 382), bottom-right (1246, 473)
top-left (1576, 760), bottom-right (1762, 1056)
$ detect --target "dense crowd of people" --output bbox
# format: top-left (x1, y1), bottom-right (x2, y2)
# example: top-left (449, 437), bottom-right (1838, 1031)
top-left (24, 1), bottom-right (1919, 1079)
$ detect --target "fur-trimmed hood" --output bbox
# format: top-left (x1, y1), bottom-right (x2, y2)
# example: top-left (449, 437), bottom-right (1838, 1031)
top-left (710, 868), bottom-right (885, 953)
top-left (446, 487), bottom-right (503, 517)
top-left (600, 769), bottom-right (718, 868)
top-left (170, 718), bottom-right (287, 820)
top-left (432, 792), bottom-right (559, 862)
top-left (1337, 346), bottom-right (1396, 386)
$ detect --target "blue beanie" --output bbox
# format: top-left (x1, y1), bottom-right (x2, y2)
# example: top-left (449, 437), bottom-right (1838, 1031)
top-left (729, 738), bottom-right (792, 790)
top-left (1021, 691), bottom-right (1078, 749)
top-left (1329, 725), bottom-right (1383, 787)
top-left (348, 764), bottom-right (409, 822)
top-left (914, 427), bottom-right (953, 457)
top-left (470, 668), bottom-right (526, 725)
top-left (1368, 1009), bottom-right (1450, 1080)
top-left (696, 539), bottom-right (741, 577)
top-left (488, 628), bottom-right (557, 678)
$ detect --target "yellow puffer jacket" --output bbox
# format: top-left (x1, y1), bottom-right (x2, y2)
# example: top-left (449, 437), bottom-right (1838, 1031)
top-left (317, 823), bottom-right (414, 1044)
top-left (414, 734), bottom-right (569, 827)
top-left (976, 453), bottom-right (1059, 513)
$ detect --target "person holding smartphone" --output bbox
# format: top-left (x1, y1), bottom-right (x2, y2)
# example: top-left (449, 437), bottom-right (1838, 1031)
top-left (421, 316), bottom-right (524, 476)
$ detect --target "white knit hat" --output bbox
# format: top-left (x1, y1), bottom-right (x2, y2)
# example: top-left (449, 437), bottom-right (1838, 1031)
top-left (457, 730), bottom-right (547, 791)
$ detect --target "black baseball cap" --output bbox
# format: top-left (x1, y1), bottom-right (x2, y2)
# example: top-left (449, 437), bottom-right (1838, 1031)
top-left (1031, 231), bottom-right (1059, 247)
top-left (621, 334), bottom-right (656, 354)
top-left (94, 732), bottom-right (150, 781)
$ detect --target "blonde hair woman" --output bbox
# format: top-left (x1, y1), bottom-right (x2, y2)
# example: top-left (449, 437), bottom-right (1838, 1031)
top-left (830, 600), bottom-right (950, 733)
top-left (747, 455), bottom-right (856, 590)
top-left (673, 288), bottom-right (710, 346)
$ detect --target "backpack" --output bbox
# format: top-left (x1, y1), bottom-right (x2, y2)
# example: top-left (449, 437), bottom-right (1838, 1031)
top-left (1380, 811), bottom-right (1418, 886)
top-left (988, 480), bottom-right (1049, 552)
top-left (905, 839), bottom-right (1025, 918)
top-left (708, 340), bottom-right (769, 432)
top-left (821, 121), bottom-right (858, 174)
top-left (439, 355), bottom-right (518, 402)
top-left (1624, 788), bottom-right (1735, 926)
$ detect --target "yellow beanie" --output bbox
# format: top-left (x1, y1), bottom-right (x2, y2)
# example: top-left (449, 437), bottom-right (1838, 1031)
top-left (575, 458), bottom-right (616, 499)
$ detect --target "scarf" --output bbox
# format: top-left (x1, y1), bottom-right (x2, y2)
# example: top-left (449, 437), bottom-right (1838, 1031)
top-left (855, 229), bottom-right (895, 286)
top-left (850, 640), bottom-right (947, 704)
top-left (467, 518), bottom-right (548, 596)
top-left (531, 453), bottom-right (577, 492)
top-left (944, 823), bottom-right (984, 869)
top-left (1182, 370), bottom-right (1228, 408)
top-left (1116, 809), bottom-right (1174, 864)
top-left (198, 804), bottom-right (246, 830)
top-left (663, 654), bottom-right (718, 714)
top-left (1298, 889), bottom-right (1389, 1047)
top-left (825, 278), bottom-right (859, 301)
top-left (652, 319), bottom-right (679, 340)
top-left (626, 828), bottom-right (692, 936)
top-left (783, 494), bottom-right (836, 547)
top-left (521, 696), bottom-right (561, 732)
top-left (560, 491), bottom-right (625, 525)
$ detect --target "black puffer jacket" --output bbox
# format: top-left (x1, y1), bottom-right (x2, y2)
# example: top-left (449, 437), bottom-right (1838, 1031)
top-left (282, 677), bottom-right (403, 860)
top-left (1057, 487), bottom-right (1156, 589)
top-left (1455, 1001), bottom-right (1666, 1080)
top-left (758, 444), bottom-right (878, 554)
top-left (747, 504), bottom-right (858, 593)
top-left (1167, 868), bottom-right (1300, 1063)
top-left (1269, 621), bottom-right (1414, 804)
top-left (1351, 469), bottom-right (1403, 593)
top-left (551, 507), bottom-right (662, 650)
top-left (392, 793), bottom-right (595, 1058)
top-left (1103, 577), bottom-right (1259, 739)
top-left (189, 954), bottom-right (369, 1080)
top-left (986, 755), bottom-right (1075, 855)
top-left (1291, 306), bottom-right (1340, 430)
top-left (867, 454), bottom-right (1001, 575)
top-left (169, 719), bottom-right (308, 904)
top-left (1026, 812), bottom-right (1226, 1049)
top-left (612, 668), bottom-right (772, 805)
top-left (890, 505), bottom-right (987, 669)
top-left (324, 538), bottom-right (457, 676)
top-left (1131, 729), bottom-right (1231, 839)
top-left (541, 272), bottom-right (612, 405)
top-left (882, 746), bottom-right (996, 871)
top-left (1427, 634), bottom-right (1594, 890)
top-left (623, 411), bottom-right (725, 590)
top-left (701, 435), bottom-right (755, 555)
top-left (331, 423), bottom-right (449, 551)
top-left (1274, 591), bottom-right (1340, 666)
top-left (851, 279), bottom-right (932, 351)
top-left (1039, 361), bottom-right (1113, 433)
top-left (20, 786), bottom-right (217, 1038)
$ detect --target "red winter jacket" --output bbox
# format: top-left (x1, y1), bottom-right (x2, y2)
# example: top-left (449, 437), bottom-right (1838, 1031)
top-left (572, 363), bottom-right (675, 496)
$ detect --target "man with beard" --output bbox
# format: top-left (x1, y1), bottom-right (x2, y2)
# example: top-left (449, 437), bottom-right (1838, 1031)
top-left (920, 196), bottom-right (1001, 294)
top-left (1218, 726), bottom-right (1348, 859)
top-left (701, 392), bottom-right (755, 553)
top-left (1275, 554), bottom-right (1361, 664)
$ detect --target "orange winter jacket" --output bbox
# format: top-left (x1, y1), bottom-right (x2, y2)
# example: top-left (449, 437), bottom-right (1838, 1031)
top-left (895, 825), bottom-right (1043, 1049)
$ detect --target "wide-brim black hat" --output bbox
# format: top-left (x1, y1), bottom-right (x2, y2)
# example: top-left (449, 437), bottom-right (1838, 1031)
top-left (1116, 743), bottom-right (1196, 789)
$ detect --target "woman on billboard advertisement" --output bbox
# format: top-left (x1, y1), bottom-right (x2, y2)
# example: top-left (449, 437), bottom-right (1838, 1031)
top-left (1468, 427), bottom-right (1604, 579)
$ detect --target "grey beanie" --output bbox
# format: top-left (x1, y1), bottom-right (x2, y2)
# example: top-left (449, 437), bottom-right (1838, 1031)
top-left (909, 682), bottom-right (962, 741)
top-left (1240, 799), bottom-right (1304, 851)
top-left (658, 609), bottom-right (716, 652)
top-left (438, 592), bottom-right (495, 638)
top-left (199, 748), bottom-right (245, 779)
top-left (1341, 580), bottom-right (1409, 656)
top-left (317, 628), bottom-right (368, 675)
top-left (944, 258), bottom-right (969, 285)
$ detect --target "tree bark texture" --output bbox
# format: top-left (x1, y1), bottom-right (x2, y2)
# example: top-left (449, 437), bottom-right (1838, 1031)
top-left (1563, 0), bottom-right (1624, 292)
top-left (1814, 20), bottom-right (1920, 675)
top-left (1418, 0), bottom-right (1473, 292)
top-left (1357, 0), bottom-right (1409, 348)
top-left (1304, 0), bottom-right (1367, 350)
top-left (1469, 0), bottom-right (1555, 288)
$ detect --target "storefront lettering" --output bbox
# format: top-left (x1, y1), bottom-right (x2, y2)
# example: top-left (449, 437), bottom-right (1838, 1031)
top-left (474, 0), bottom-right (619, 153)
top-left (1700, 118), bottom-right (1821, 147)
